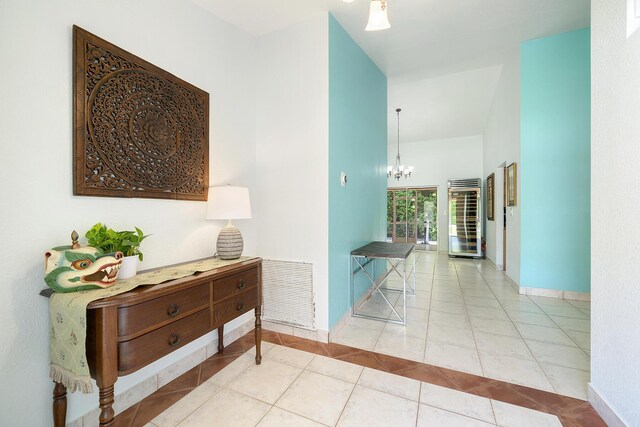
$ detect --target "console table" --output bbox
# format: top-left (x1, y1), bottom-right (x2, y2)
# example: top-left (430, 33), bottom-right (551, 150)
top-left (42, 257), bottom-right (262, 427)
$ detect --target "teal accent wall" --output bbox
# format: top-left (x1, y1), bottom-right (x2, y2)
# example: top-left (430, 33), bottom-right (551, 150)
top-left (328, 15), bottom-right (387, 328)
top-left (521, 28), bottom-right (591, 293)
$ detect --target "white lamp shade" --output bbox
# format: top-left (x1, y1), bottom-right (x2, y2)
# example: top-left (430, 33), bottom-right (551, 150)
top-left (365, 1), bottom-right (391, 31)
top-left (206, 186), bottom-right (252, 220)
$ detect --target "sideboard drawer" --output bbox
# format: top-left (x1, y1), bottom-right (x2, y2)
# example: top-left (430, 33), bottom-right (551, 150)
top-left (118, 308), bottom-right (211, 374)
top-left (118, 283), bottom-right (210, 338)
top-left (213, 267), bottom-right (259, 302)
top-left (213, 287), bottom-right (259, 327)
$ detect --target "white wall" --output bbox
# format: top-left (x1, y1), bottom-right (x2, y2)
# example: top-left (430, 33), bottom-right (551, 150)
top-left (387, 136), bottom-right (484, 253)
top-left (0, 0), bottom-right (257, 424)
top-left (255, 16), bottom-right (330, 331)
top-left (483, 52), bottom-right (521, 283)
top-left (591, 0), bottom-right (640, 425)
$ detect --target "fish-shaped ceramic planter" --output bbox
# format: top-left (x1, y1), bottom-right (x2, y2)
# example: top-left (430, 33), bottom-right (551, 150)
top-left (44, 231), bottom-right (123, 293)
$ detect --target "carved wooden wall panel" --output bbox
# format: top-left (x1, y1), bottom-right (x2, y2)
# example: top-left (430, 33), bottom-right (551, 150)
top-left (73, 26), bottom-right (209, 200)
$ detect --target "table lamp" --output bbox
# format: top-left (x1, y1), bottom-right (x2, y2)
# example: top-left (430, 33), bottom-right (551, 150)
top-left (206, 186), bottom-right (252, 260)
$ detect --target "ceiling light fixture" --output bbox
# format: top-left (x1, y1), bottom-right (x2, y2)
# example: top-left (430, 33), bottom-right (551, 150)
top-left (366, 0), bottom-right (391, 31)
top-left (388, 108), bottom-right (413, 180)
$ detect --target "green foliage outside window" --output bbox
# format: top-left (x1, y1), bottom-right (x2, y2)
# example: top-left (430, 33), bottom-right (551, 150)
top-left (387, 189), bottom-right (437, 243)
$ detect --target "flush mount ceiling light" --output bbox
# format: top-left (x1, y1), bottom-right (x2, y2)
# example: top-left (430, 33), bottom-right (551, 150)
top-left (343, 0), bottom-right (391, 31)
top-left (388, 108), bottom-right (413, 180)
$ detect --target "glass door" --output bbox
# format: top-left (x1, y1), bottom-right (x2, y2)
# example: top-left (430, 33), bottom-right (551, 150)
top-left (415, 188), bottom-right (437, 249)
top-left (448, 188), bottom-right (480, 256)
top-left (387, 188), bottom-right (437, 250)
top-left (387, 189), bottom-right (415, 243)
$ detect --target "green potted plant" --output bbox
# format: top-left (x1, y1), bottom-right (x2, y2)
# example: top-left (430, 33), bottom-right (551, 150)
top-left (85, 223), bottom-right (149, 279)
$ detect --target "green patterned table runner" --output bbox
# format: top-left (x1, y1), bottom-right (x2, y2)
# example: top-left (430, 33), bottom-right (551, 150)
top-left (49, 256), bottom-right (257, 393)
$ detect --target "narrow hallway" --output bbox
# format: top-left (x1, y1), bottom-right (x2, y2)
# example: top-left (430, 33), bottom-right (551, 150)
top-left (332, 252), bottom-right (590, 400)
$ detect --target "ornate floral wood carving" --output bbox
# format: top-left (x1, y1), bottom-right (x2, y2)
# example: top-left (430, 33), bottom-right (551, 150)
top-left (73, 26), bottom-right (209, 200)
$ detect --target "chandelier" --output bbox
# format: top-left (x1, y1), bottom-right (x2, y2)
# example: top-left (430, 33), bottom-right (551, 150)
top-left (342, 0), bottom-right (391, 32)
top-left (388, 108), bottom-right (413, 180)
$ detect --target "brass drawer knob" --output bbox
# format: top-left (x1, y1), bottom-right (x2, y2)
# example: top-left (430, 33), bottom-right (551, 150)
top-left (168, 333), bottom-right (181, 346)
top-left (236, 302), bottom-right (245, 311)
top-left (167, 303), bottom-right (180, 317)
top-left (236, 279), bottom-right (246, 291)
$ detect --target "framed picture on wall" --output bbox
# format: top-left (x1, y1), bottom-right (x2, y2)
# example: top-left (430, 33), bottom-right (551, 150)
top-left (507, 162), bottom-right (517, 207)
top-left (487, 173), bottom-right (495, 220)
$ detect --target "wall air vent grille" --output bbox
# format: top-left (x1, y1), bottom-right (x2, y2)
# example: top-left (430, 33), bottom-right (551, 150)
top-left (262, 259), bottom-right (315, 330)
top-left (448, 178), bottom-right (482, 189)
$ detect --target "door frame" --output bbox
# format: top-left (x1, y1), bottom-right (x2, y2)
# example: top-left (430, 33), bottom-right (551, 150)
top-left (493, 165), bottom-right (506, 271)
top-left (503, 168), bottom-right (507, 270)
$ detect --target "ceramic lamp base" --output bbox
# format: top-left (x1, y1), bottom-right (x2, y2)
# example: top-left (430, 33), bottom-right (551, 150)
top-left (216, 223), bottom-right (243, 260)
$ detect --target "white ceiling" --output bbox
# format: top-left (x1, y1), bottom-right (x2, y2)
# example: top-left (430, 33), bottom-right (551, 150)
top-left (190, 0), bottom-right (328, 37)
top-left (191, 0), bottom-right (589, 77)
top-left (388, 66), bottom-right (503, 144)
top-left (329, 0), bottom-right (590, 79)
top-left (190, 0), bottom-right (590, 142)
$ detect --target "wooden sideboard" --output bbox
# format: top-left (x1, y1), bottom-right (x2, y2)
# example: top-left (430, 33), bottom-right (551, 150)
top-left (46, 257), bottom-right (262, 427)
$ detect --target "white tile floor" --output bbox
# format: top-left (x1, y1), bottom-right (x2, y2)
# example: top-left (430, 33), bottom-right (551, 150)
top-left (332, 252), bottom-right (591, 400)
top-left (147, 344), bottom-right (563, 427)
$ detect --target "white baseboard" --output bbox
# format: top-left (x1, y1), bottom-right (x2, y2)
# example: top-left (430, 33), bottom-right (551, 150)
top-left (329, 308), bottom-right (353, 342)
top-left (520, 286), bottom-right (563, 298)
top-left (520, 286), bottom-right (591, 301)
top-left (563, 290), bottom-right (591, 302)
top-left (503, 274), bottom-right (519, 293)
top-left (484, 258), bottom-right (504, 273)
top-left (589, 383), bottom-right (628, 427)
top-left (70, 316), bottom-right (256, 427)
top-left (328, 283), bottom-right (383, 342)
top-left (261, 319), bottom-right (328, 343)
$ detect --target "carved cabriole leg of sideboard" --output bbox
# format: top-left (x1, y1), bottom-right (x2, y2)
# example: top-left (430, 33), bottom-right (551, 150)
top-left (52, 382), bottom-right (67, 427)
top-left (255, 306), bottom-right (262, 365)
top-left (94, 306), bottom-right (118, 426)
top-left (217, 325), bottom-right (224, 352)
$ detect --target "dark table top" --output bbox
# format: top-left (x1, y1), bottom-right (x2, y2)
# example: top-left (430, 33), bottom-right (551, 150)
top-left (351, 242), bottom-right (415, 259)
